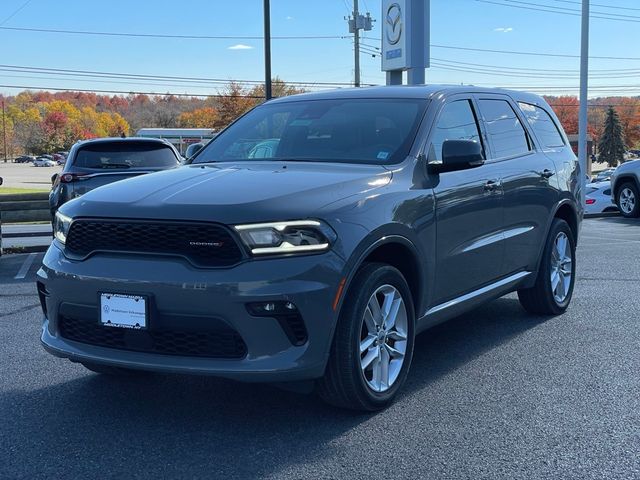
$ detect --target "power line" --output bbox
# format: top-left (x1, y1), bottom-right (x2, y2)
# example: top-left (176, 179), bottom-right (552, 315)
top-left (477, 0), bottom-right (640, 23)
top-left (552, 0), bottom-right (640, 12)
top-left (0, 25), bottom-right (347, 40)
top-left (0, 0), bottom-right (33, 26)
top-left (0, 84), bottom-right (269, 98)
top-left (505, 0), bottom-right (640, 19)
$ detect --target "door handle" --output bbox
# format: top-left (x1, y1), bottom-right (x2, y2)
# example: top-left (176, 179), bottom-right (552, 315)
top-left (484, 179), bottom-right (500, 192)
top-left (540, 169), bottom-right (555, 179)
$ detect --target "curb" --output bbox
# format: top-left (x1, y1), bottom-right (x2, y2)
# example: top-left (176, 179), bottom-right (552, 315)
top-left (584, 212), bottom-right (621, 219)
top-left (1, 245), bottom-right (49, 255)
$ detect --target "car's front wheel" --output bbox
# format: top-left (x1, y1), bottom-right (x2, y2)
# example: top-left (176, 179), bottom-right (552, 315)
top-left (317, 263), bottom-right (415, 411)
top-left (616, 181), bottom-right (640, 218)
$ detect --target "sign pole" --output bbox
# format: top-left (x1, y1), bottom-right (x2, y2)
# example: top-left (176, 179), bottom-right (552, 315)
top-left (264, 0), bottom-right (272, 101)
top-left (578, 0), bottom-right (589, 206)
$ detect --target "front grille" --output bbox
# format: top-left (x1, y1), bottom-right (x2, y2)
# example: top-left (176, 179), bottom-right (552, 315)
top-left (65, 219), bottom-right (243, 267)
top-left (59, 316), bottom-right (247, 359)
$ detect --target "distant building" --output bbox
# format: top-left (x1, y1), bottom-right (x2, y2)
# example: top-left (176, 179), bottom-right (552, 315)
top-left (136, 128), bottom-right (217, 155)
top-left (567, 134), bottom-right (595, 174)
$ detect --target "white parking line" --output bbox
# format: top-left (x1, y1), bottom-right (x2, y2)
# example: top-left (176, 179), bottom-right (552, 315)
top-left (14, 253), bottom-right (37, 280)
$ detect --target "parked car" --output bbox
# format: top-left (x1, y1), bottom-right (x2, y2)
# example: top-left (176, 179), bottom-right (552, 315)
top-left (39, 86), bottom-right (581, 411)
top-left (611, 159), bottom-right (640, 217)
top-left (591, 168), bottom-right (615, 183)
top-left (52, 153), bottom-right (66, 165)
top-left (585, 181), bottom-right (618, 214)
top-left (49, 137), bottom-right (182, 217)
top-left (33, 157), bottom-right (57, 167)
top-left (14, 155), bottom-right (36, 163)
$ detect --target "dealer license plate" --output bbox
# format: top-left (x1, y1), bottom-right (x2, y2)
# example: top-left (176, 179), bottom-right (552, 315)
top-left (100, 293), bottom-right (147, 329)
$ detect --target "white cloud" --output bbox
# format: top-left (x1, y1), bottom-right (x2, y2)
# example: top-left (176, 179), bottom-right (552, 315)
top-left (286, 15), bottom-right (294, 20)
top-left (493, 27), bottom-right (513, 33)
top-left (228, 44), bottom-right (254, 50)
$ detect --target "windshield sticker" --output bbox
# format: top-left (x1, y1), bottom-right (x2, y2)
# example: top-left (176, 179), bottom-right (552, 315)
top-left (377, 151), bottom-right (390, 160)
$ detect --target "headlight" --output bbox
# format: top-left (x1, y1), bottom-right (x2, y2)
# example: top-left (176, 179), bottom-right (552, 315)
top-left (53, 211), bottom-right (73, 244)
top-left (234, 220), bottom-right (335, 255)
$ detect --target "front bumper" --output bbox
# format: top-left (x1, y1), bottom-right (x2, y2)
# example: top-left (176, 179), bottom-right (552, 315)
top-left (38, 243), bottom-right (345, 382)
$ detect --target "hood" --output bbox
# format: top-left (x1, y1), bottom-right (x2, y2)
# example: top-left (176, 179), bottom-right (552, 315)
top-left (62, 161), bottom-right (392, 224)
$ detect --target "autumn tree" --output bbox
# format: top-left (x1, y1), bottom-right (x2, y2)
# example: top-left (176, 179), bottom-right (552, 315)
top-left (598, 107), bottom-right (626, 167)
top-left (178, 107), bottom-right (219, 128)
top-left (545, 96), bottom-right (579, 135)
top-left (216, 82), bottom-right (258, 127)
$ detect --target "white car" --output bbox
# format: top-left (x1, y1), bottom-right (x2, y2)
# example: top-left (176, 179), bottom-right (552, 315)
top-left (585, 181), bottom-right (618, 214)
top-left (33, 157), bottom-right (57, 167)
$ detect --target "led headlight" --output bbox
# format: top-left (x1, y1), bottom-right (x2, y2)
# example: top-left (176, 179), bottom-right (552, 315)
top-left (53, 211), bottom-right (73, 244)
top-left (234, 220), bottom-right (336, 255)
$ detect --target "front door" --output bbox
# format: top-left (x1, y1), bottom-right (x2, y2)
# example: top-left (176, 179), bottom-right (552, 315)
top-left (428, 97), bottom-right (505, 306)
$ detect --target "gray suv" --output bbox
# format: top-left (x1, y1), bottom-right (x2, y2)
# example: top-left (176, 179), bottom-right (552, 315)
top-left (38, 86), bottom-right (582, 411)
top-left (49, 137), bottom-right (182, 218)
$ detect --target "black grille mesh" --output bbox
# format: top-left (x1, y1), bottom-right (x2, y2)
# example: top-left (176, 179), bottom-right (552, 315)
top-left (59, 316), bottom-right (247, 359)
top-left (65, 219), bottom-right (243, 267)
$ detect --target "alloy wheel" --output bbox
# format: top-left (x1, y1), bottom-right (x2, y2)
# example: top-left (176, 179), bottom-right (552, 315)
top-left (359, 284), bottom-right (408, 393)
top-left (619, 187), bottom-right (636, 214)
top-left (550, 232), bottom-right (573, 304)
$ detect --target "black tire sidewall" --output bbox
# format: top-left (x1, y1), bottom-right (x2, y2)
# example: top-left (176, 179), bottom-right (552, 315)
top-left (343, 264), bottom-right (415, 408)
top-left (540, 219), bottom-right (576, 312)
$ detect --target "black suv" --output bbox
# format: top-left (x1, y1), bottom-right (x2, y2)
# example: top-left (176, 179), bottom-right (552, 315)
top-left (39, 86), bottom-right (582, 411)
top-left (49, 137), bottom-right (182, 217)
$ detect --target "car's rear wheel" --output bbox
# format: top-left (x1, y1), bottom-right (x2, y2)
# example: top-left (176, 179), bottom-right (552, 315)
top-left (616, 182), bottom-right (640, 218)
top-left (317, 263), bottom-right (415, 411)
top-left (518, 219), bottom-right (576, 315)
top-left (80, 361), bottom-right (149, 376)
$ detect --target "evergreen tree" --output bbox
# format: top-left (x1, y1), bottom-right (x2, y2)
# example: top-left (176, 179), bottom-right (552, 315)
top-left (597, 106), bottom-right (626, 167)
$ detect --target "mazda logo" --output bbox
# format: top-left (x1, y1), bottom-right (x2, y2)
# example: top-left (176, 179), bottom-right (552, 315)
top-left (385, 3), bottom-right (402, 46)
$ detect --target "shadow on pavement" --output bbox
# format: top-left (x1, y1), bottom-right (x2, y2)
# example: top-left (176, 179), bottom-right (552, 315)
top-left (1, 297), bottom-right (540, 478)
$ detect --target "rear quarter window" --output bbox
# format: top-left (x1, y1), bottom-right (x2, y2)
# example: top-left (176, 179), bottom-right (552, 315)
top-left (73, 142), bottom-right (179, 169)
top-left (518, 102), bottom-right (565, 149)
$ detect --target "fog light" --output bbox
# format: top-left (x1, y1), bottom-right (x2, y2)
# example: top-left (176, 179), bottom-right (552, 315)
top-left (247, 301), bottom-right (297, 316)
top-left (245, 301), bottom-right (307, 346)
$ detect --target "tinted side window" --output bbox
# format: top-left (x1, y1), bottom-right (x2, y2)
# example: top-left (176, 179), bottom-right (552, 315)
top-left (478, 99), bottom-right (530, 159)
top-left (518, 102), bottom-right (565, 149)
top-left (428, 100), bottom-right (482, 162)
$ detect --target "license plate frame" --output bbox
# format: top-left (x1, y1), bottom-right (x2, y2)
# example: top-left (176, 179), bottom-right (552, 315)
top-left (99, 293), bottom-right (148, 330)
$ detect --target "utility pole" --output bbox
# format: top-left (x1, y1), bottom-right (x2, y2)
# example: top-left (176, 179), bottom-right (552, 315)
top-left (1, 97), bottom-right (7, 163)
top-left (578, 0), bottom-right (589, 205)
top-left (347, 1), bottom-right (373, 87)
top-left (264, 0), bottom-right (272, 100)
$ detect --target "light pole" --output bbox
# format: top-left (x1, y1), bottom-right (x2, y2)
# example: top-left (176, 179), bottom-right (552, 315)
top-left (578, 0), bottom-right (589, 205)
top-left (1, 96), bottom-right (7, 163)
top-left (264, 0), bottom-right (272, 100)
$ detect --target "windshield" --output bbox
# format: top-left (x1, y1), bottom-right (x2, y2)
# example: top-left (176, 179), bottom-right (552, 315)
top-left (73, 142), bottom-right (179, 169)
top-left (192, 98), bottom-right (428, 165)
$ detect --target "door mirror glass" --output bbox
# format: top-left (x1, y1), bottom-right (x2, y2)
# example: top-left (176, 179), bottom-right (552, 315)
top-left (185, 143), bottom-right (204, 159)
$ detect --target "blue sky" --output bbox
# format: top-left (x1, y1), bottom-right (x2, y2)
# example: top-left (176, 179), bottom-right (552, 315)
top-left (1, 0), bottom-right (639, 98)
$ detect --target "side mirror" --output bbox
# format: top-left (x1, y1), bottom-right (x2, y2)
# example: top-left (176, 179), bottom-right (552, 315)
top-left (429, 140), bottom-right (484, 173)
top-left (0, 176), bottom-right (3, 186)
top-left (185, 143), bottom-right (204, 159)
top-left (51, 173), bottom-right (59, 185)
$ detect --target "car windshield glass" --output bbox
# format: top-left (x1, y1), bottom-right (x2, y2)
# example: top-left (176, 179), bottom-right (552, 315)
top-left (192, 98), bottom-right (428, 165)
top-left (73, 143), bottom-right (178, 169)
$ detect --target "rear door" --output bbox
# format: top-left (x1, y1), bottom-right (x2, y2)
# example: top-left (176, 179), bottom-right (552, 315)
top-left (428, 95), bottom-right (505, 305)
top-left (475, 95), bottom-right (559, 275)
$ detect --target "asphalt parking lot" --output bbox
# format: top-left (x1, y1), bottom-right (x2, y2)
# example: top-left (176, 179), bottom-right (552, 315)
top-left (1, 217), bottom-right (639, 479)
top-left (0, 161), bottom-right (61, 189)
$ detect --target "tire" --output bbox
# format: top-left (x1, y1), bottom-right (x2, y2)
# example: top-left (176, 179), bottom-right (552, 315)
top-left (81, 361), bottom-right (148, 376)
top-left (317, 263), bottom-right (415, 411)
top-left (518, 219), bottom-right (576, 315)
top-left (616, 181), bottom-right (640, 218)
